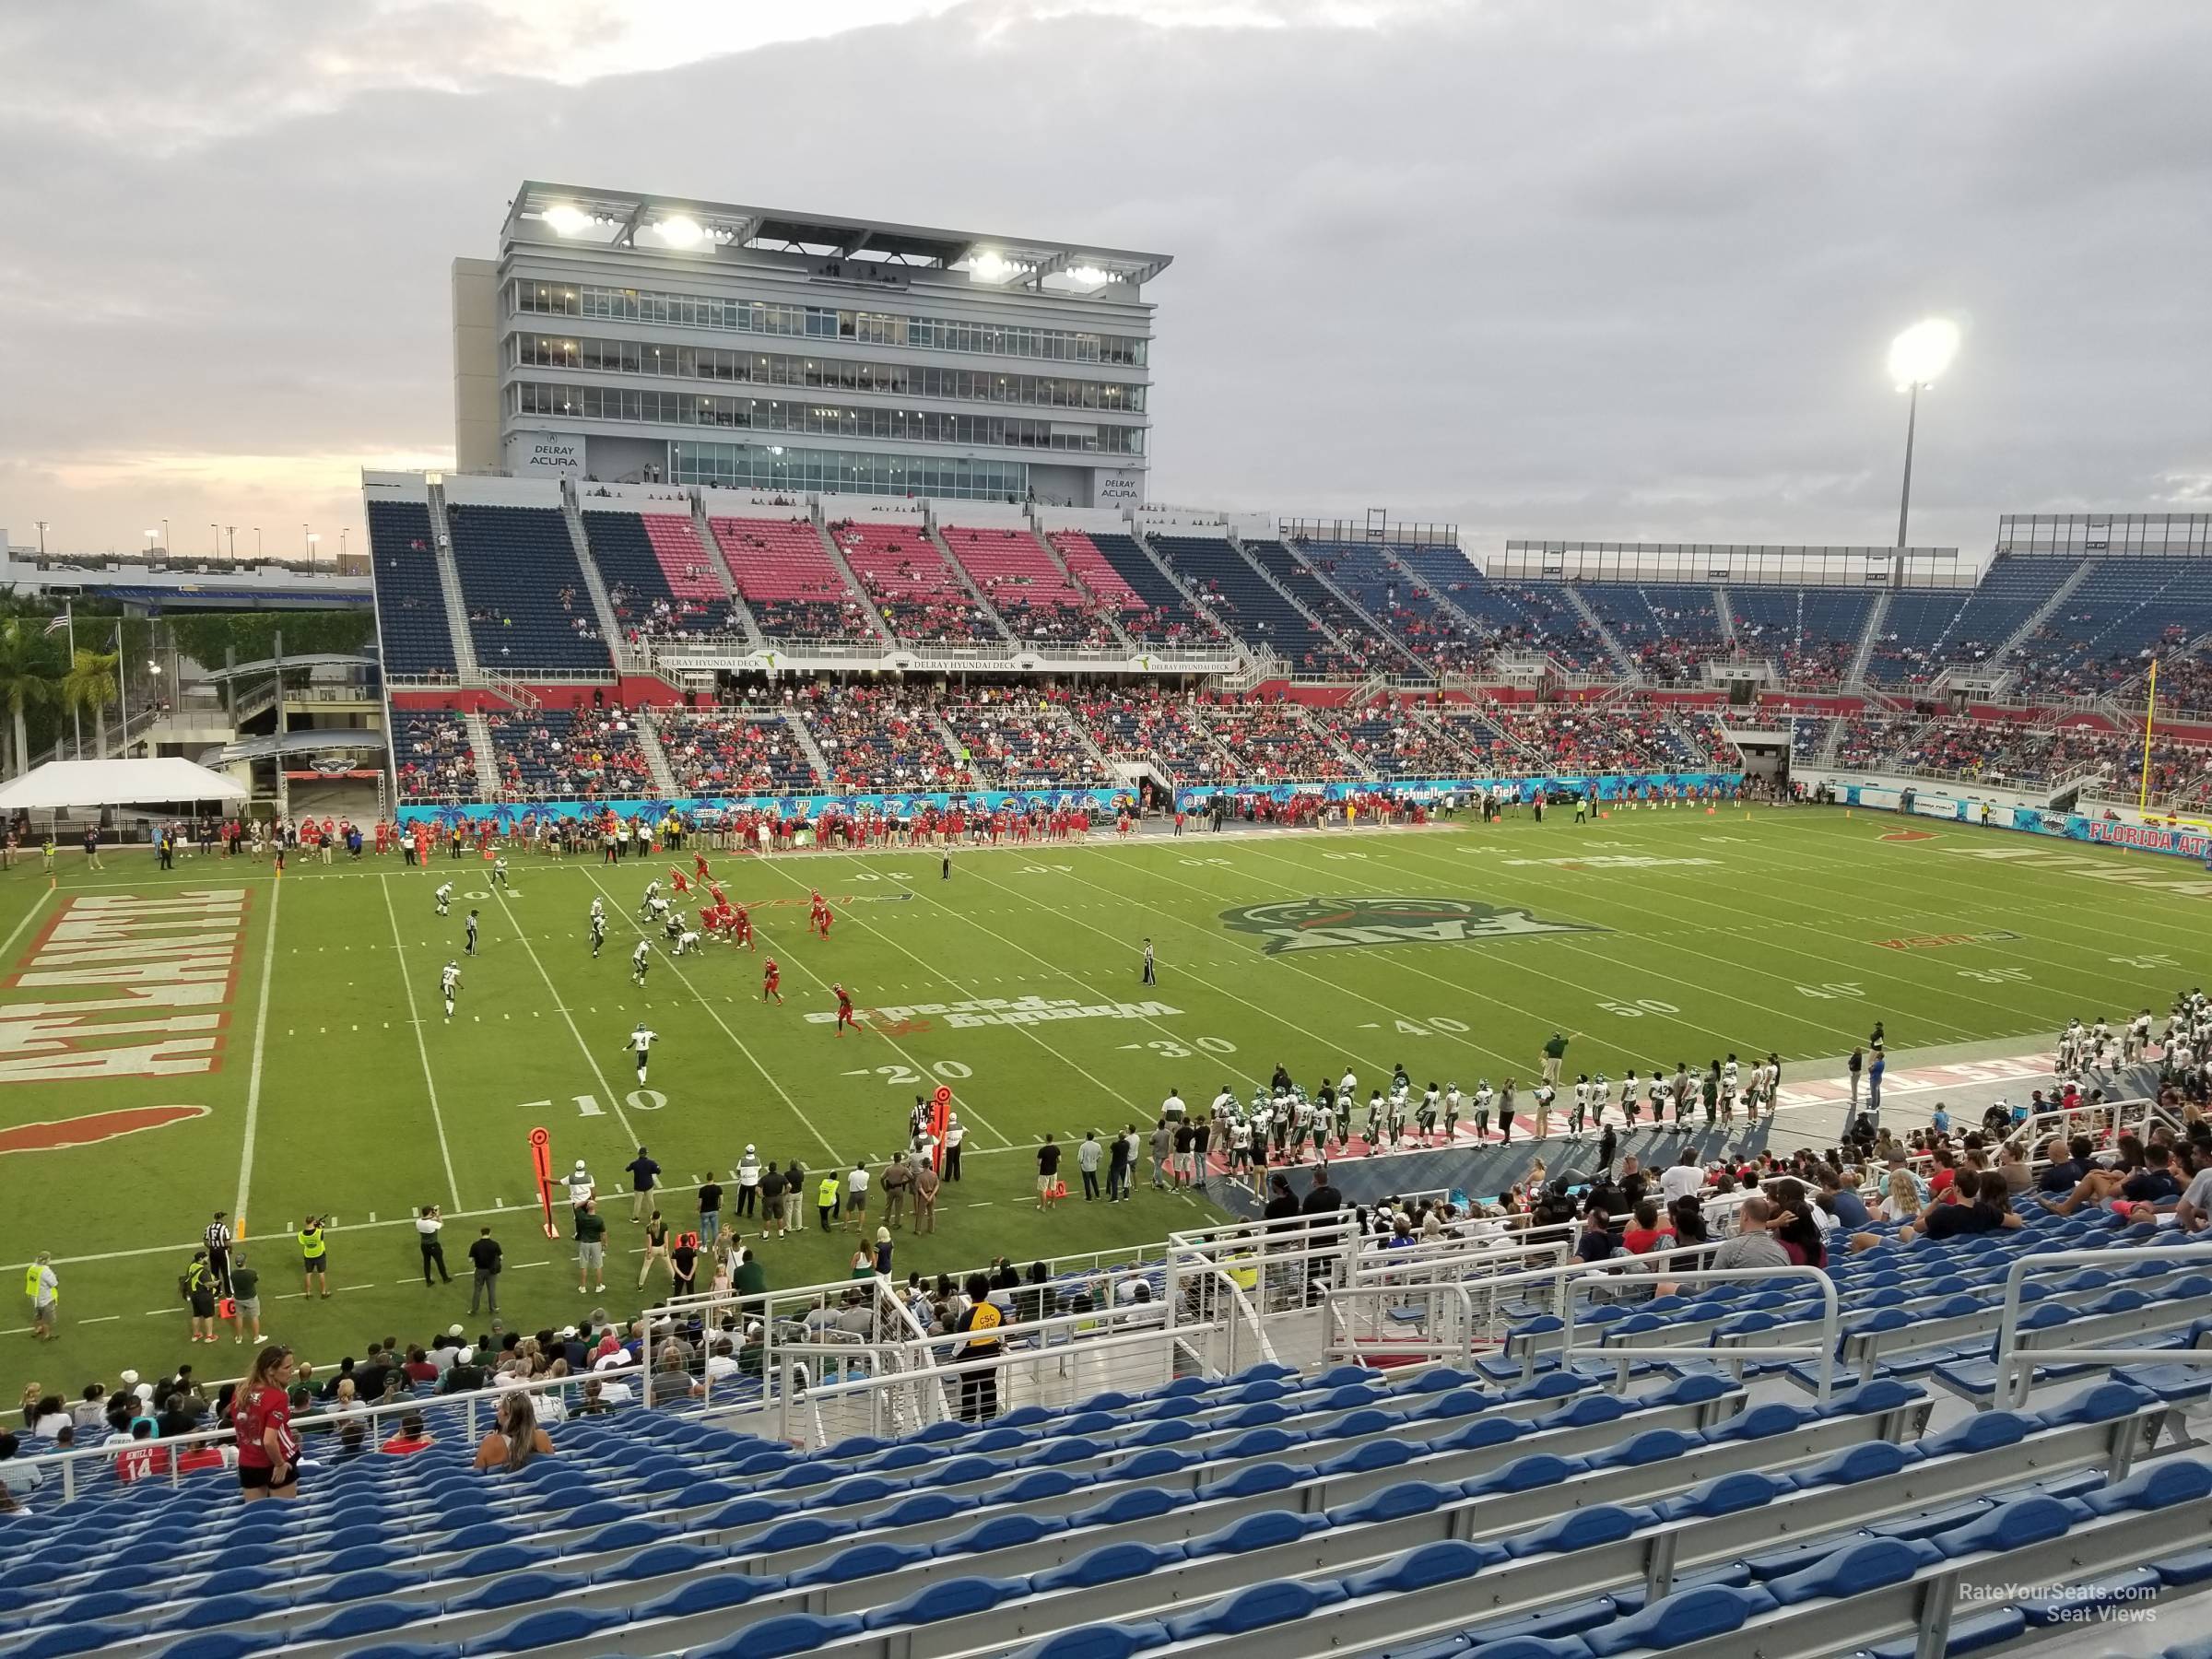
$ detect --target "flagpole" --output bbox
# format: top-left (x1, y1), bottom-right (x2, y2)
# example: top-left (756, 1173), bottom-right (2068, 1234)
top-left (2139, 658), bottom-right (2158, 813)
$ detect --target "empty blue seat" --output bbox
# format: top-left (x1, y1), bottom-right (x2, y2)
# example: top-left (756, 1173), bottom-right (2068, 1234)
top-left (632, 1575), bottom-right (777, 1619)
top-left (1766, 1536), bottom-right (1943, 1604)
top-left (1014, 1620), bottom-right (1170, 1659)
top-left (2079, 1456), bottom-right (2212, 1515)
top-left (870, 1574), bottom-right (1029, 1629)
top-left (1931, 1495), bottom-right (2080, 1557)
top-left (1165, 1578), bottom-right (1338, 1639)
top-left (1583, 1583), bottom-right (1778, 1655)
top-left (691, 1612), bottom-right (865, 1659)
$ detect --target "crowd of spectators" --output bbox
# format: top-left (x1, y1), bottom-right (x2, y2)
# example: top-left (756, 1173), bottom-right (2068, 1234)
top-left (792, 684), bottom-right (968, 792)
top-left (1201, 706), bottom-right (1359, 782)
top-left (393, 713), bottom-right (477, 802)
top-left (1303, 700), bottom-right (1477, 778)
top-left (486, 709), bottom-right (654, 802)
top-left (938, 697), bottom-right (1109, 788)
top-left (830, 524), bottom-right (1002, 645)
top-left (1487, 697), bottom-right (1694, 773)
top-left (604, 582), bottom-right (734, 648)
top-left (655, 710), bottom-right (819, 796)
top-left (1068, 690), bottom-right (1232, 782)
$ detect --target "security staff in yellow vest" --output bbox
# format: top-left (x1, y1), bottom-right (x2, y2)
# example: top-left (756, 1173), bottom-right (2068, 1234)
top-left (298, 1217), bottom-right (330, 1299)
top-left (955, 1272), bottom-right (1004, 1423)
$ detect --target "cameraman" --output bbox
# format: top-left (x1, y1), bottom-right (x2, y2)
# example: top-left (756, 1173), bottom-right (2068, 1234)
top-left (417, 1206), bottom-right (451, 1286)
top-left (298, 1216), bottom-right (330, 1300)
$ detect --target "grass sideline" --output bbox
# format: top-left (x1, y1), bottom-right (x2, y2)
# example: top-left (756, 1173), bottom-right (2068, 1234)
top-left (1, 803), bottom-right (2199, 1393)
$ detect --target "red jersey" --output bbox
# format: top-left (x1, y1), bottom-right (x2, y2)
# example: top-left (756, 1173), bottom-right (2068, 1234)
top-left (233, 1382), bottom-right (298, 1470)
top-left (115, 1441), bottom-right (172, 1483)
top-left (836, 988), bottom-right (853, 1012)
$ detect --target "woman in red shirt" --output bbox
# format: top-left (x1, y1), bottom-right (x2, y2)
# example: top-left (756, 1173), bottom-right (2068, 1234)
top-left (232, 1345), bottom-right (300, 1500)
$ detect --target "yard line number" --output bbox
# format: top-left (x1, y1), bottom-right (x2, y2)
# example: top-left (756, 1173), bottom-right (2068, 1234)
top-left (526, 1090), bottom-right (668, 1119)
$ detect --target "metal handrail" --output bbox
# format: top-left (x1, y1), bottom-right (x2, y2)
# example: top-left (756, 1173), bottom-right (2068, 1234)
top-left (1317, 1277), bottom-right (1478, 1365)
top-left (1559, 1263), bottom-right (1841, 1405)
top-left (1991, 1241), bottom-right (2212, 1410)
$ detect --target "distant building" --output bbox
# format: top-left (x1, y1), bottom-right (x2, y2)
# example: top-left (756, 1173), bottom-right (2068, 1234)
top-left (454, 182), bottom-right (1169, 508)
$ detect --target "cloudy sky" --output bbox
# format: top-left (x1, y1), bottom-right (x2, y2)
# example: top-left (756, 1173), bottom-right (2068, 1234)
top-left (3, 0), bottom-right (2207, 564)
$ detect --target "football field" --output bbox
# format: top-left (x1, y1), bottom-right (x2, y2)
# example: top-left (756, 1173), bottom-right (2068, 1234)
top-left (2, 803), bottom-right (2202, 1392)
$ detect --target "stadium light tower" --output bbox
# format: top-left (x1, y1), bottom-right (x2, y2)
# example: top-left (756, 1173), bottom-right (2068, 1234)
top-left (1888, 318), bottom-right (1959, 548)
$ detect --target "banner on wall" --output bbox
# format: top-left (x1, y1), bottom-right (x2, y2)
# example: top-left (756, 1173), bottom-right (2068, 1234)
top-left (1171, 771), bottom-right (1746, 812)
top-left (396, 785), bottom-right (1129, 830)
top-left (505, 429), bottom-right (585, 474)
top-left (1833, 783), bottom-right (2212, 862)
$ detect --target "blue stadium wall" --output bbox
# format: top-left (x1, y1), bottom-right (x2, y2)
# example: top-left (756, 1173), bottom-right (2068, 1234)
top-left (394, 771), bottom-right (1746, 830)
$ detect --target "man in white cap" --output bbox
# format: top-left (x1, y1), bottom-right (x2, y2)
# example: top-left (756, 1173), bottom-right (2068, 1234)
top-left (734, 1146), bottom-right (762, 1220)
top-left (567, 1161), bottom-right (595, 1227)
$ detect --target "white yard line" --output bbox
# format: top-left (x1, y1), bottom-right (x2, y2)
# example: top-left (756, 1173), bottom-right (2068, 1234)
top-left (575, 865), bottom-right (842, 1165)
top-left (488, 881), bottom-right (643, 1149)
top-left (379, 875), bottom-right (465, 1210)
top-left (645, 858), bottom-right (1013, 1141)
top-left (231, 878), bottom-right (282, 1233)
top-left (0, 884), bottom-right (53, 963)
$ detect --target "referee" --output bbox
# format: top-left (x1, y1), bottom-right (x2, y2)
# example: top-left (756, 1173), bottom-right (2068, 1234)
top-left (204, 1211), bottom-right (235, 1297)
top-left (1141, 937), bottom-right (1156, 986)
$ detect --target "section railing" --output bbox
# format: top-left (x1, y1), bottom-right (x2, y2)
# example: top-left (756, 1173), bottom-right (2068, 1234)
top-left (1991, 1242), bottom-right (2212, 1411)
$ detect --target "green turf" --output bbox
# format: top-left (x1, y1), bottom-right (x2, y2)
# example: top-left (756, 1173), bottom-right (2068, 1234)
top-left (2, 803), bottom-right (2202, 1394)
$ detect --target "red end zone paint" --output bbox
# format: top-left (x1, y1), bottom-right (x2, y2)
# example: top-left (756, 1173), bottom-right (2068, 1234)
top-left (0, 1102), bottom-right (208, 1155)
top-left (1879, 830), bottom-right (1938, 842)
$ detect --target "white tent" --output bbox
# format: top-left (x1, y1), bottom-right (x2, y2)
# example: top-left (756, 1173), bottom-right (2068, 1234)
top-left (0, 758), bottom-right (248, 812)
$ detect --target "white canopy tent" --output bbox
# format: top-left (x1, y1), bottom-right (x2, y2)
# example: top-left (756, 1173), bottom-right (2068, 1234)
top-left (0, 758), bottom-right (248, 813)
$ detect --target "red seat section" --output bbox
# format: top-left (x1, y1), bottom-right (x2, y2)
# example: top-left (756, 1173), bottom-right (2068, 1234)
top-left (641, 516), bottom-right (726, 600)
top-left (708, 517), bottom-right (876, 642)
top-left (830, 522), bottom-right (996, 644)
top-left (1048, 531), bottom-right (1143, 612)
top-left (942, 525), bottom-right (1117, 647)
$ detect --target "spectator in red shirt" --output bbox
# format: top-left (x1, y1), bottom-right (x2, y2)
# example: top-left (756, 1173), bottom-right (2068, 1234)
top-left (232, 1345), bottom-right (300, 1500)
top-left (381, 1412), bottom-right (434, 1456)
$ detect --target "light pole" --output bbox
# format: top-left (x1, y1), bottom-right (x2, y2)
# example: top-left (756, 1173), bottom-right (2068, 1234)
top-left (1887, 319), bottom-right (1960, 549)
top-left (253, 527), bottom-right (263, 559)
top-left (33, 522), bottom-right (45, 558)
top-left (307, 532), bottom-right (322, 571)
top-left (161, 518), bottom-right (171, 555)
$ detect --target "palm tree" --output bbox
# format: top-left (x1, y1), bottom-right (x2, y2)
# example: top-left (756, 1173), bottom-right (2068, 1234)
top-left (0, 622), bottom-right (61, 777)
top-left (63, 648), bottom-right (119, 759)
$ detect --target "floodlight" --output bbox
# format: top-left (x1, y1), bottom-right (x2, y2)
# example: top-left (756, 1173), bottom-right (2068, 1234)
top-left (1887, 318), bottom-right (1959, 389)
top-left (970, 252), bottom-right (1018, 284)
top-left (654, 216), bottom-right (706, 249)
top-left (1065, 265), bottom-right (1112, 287)
top-left (541, 205), bottom-right (592, 237)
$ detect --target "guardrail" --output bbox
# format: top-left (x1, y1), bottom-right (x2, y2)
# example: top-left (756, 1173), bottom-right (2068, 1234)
top-left (1990, 1241), bottom-right (2212, 1411)
top-left (1318, 1244), bottom-right (1838, 1401)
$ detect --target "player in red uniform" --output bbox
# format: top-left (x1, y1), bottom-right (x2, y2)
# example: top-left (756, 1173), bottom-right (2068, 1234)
top-left (694, 852), bottom-right (711, 884)
top-left (670, 866), bottom-right (689, 894)
top-left (832, 982), bottom-right (856, 1036)
top-left (808, 890), bottom-right (830, 939)
top-left (815, 902), bottom-right (833, 940)
top-left (761, 958), bottom-right (782, 1003)
top-left (726, 902), bottom-right (752, 949)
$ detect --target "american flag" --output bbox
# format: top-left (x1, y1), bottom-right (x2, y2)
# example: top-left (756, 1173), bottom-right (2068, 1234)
top-left (41, 613), bottom-right (67, 637)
